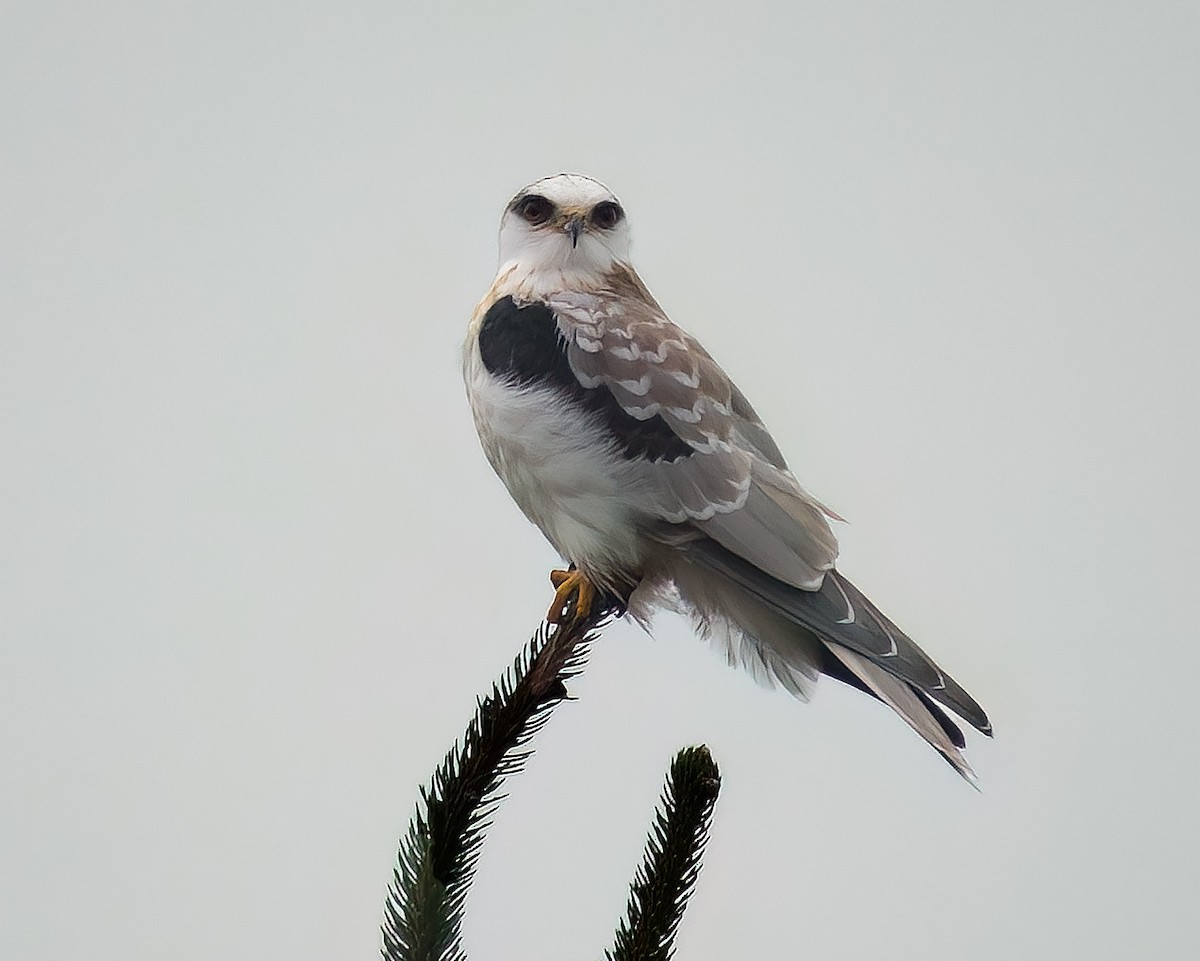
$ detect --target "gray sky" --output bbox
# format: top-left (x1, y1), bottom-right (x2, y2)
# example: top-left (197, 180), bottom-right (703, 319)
top-left (2, 2), bottom-right (1198, 958)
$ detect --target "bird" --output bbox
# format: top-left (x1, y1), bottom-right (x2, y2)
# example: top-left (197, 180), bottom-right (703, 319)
top-left (463, 173), bottom-right (991, 783)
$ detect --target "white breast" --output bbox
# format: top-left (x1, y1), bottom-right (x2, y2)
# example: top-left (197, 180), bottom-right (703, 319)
top-left (463, 342), bottom-right (649, 581)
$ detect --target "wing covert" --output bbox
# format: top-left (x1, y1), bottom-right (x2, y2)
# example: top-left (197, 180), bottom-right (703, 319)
top-left (540, 272), bottom-right (839, 590)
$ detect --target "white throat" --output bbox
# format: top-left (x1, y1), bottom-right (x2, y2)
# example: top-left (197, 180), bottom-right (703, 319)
top-left (496, 247), bottom-right (618, 301)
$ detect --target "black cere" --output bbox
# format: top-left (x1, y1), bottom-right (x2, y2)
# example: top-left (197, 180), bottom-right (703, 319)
top-left (478, 296), bottom-right (693, 463)
top-left (589, 201), bottom-right (624, 230)
top-left (512, 194), bottom-right (554, 226)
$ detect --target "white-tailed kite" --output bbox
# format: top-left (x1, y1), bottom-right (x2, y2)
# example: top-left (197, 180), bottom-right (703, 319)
top-left (464, 173), bottom-right (991, 782)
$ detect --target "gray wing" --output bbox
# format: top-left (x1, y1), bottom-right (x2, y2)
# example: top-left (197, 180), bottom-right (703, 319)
top-left (680, 536), bottom-right (992, 736)
top-left (542, 272), bottom-right (839, 591)
top-left (544, 274), bottom-right (991, 776)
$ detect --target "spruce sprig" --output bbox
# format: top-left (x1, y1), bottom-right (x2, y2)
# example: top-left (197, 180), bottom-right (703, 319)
top-left (381, 609), bottom-right (609, 961)
top-left (608, 746), bottom-right (722, 961)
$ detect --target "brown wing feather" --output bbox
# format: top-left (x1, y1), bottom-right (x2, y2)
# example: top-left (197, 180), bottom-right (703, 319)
top-left (544, 267), bottom-right (838, 590)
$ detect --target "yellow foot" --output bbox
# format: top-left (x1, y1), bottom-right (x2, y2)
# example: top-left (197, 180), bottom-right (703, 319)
top-left (547, 567), bottom-right (597, 624)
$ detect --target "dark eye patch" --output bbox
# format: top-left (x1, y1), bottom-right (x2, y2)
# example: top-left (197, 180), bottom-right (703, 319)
top-left (513, 194), bottom-right (554, 226)
top-left (589, 201), bottom-right (624, 230)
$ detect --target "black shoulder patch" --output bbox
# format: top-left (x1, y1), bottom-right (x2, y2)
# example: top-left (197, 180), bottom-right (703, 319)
top-left (478, 296), bottom-right (693, 463)
top-left (478, 296), bottom-right (577, 392)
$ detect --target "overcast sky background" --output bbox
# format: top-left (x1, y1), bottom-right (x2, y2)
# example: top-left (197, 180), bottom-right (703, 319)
top-left (3, 2), bottom-right (1198, 959)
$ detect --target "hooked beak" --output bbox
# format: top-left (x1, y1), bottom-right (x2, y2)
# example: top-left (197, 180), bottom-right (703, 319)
top-left (565, 216), bottom-right (584, 248)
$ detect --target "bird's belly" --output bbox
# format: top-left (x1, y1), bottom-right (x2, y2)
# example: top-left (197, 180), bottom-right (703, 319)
top-left (466, 357), bottom-right (647, 576)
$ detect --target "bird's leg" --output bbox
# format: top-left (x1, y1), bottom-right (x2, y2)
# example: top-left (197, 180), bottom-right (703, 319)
top-left (547, 565), bottom-right (597, 624)
top-left (547, 566), bottom-right (642, 624)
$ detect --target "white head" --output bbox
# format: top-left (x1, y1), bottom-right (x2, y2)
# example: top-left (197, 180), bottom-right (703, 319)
top-left (497, 173), bottom-right (632, 280)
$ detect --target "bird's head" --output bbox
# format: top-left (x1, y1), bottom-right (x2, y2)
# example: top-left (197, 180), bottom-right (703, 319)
top-left (497, 173), bottom-right (631, 282)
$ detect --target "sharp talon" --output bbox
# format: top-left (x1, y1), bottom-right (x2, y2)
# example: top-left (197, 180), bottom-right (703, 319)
top-left (546, 567), bottom-right (597, 624)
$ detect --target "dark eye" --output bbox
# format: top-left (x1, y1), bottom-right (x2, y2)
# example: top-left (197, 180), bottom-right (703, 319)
top-left (589, 201), bottom-right (624, 230)
top-left (514, 195), bottom-right (554, 226)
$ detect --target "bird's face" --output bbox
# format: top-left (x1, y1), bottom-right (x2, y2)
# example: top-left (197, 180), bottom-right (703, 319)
top-left (497, 173), bottom-right (632, 279)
